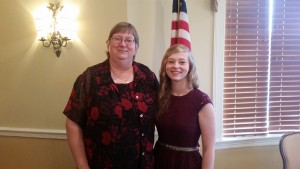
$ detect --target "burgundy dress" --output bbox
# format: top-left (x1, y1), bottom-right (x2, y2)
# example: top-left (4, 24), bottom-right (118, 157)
top-left (154, 89), bottom-right (212, 169)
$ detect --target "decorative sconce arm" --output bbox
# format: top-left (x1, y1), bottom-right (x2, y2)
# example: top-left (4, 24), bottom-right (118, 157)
top-left (39, 37), bottom-right (52, 47)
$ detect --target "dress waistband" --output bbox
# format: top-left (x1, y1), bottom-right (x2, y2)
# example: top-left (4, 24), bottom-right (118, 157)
top-left (157, 140), bottom-right (199, 152)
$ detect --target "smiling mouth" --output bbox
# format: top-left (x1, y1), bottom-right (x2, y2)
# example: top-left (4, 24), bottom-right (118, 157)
top-left (117, 49), bottom-right (128, 52)
top-left (170, 71), bottom-right (181, 75)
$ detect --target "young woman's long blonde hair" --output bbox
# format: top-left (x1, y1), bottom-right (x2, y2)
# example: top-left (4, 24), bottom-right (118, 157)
top-left (156, 44), bottom-right (199, 120)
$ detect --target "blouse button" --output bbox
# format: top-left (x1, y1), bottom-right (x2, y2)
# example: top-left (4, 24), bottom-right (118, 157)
top-left (135, 95), bottom-right (139, 100)
top-left (141, 133), bottom-right (144, 137)
top-left (142, 152), bottom-right (145, 156)
top-left (140, 114), bottom-right (143, 118)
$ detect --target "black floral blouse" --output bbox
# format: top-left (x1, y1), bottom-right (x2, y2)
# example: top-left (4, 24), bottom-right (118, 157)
top-left (63, 59), bottom-right (158, 169)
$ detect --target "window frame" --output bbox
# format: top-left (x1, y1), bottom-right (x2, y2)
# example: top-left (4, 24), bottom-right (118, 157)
top-left (213, 0), bottom-right (282, 149)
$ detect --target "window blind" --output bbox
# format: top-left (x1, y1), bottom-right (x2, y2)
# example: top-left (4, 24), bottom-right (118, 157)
top-left (223, 0), bottom-right (300, 137)
top-left (269, 0), bottom-right (300, 133)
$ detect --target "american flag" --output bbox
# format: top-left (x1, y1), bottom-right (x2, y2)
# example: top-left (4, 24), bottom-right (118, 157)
top-left (171, 0), bottom-right (191, 50)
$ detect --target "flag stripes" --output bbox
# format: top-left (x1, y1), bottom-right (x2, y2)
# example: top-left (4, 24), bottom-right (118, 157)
top-left (171, 0), bottom-right (191, 50)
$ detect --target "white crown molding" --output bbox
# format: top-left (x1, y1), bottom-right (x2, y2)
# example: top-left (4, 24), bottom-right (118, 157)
top-left (0, 127), bottom-right (66, 139)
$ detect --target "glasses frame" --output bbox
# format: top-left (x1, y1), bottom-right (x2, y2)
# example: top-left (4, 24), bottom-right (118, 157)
top-left (110, 37), bottom-right (135, 45)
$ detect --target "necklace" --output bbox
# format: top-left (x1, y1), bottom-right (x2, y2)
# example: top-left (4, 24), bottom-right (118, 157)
top-left (110, 68), bottom-right (133, 84)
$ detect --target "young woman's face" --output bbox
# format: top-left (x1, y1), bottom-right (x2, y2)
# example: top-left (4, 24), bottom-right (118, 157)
top-left (107, 33), bottom-right (137, 61)
top-left (165, 52), bottom-right (190, 82)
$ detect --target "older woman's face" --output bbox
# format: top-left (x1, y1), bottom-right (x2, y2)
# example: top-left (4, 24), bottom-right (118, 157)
top-left (107, 32), bottom-right (137, 61)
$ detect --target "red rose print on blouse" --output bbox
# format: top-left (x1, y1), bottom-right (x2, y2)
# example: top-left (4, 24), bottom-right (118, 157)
top-left (114, 105), bottom-right (122, 118)
top-left (137, 101), bottom-right (148, 113)
top-left (97, 86), bottom-right (109, 95)
top-left (135, 92), bottom-right (144, 100)
top-left (121, 98), bottom-right (133, 110)
top-left (102, 131), bottom-right (111, 145)
top-left (109, 83), bottom-right (119, 92)
top-left (91, 107), bottom-right (99, 121)
top-left (96, 77), bottom-right (101, 84)
top-left (146, 142), bottom-right (153, 151)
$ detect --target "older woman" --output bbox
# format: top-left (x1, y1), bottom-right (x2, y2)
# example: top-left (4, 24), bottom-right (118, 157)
top-left (63, 22), bottom-right (158, 169)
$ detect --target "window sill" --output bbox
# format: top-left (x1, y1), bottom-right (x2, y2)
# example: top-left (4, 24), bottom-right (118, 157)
top-left (215, 135), bottom-right (282, 150)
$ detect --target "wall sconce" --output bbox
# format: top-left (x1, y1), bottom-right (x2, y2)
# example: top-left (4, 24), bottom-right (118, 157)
top-left (35, 1), bottom-right (72, 57)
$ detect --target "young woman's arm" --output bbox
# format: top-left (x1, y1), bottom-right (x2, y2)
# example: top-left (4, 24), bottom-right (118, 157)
top-left (198, 103), bottom-right (216, 169)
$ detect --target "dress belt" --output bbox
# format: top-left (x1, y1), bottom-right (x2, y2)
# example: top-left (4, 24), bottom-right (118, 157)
top-left (157, 140), bottom-right (199, 152)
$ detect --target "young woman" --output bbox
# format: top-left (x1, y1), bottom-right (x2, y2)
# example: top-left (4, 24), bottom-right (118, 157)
top-left (154, 44), bottom-right (215, 169)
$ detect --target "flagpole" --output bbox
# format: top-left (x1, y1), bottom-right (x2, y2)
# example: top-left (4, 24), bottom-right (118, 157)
top-left (176, 0), bottom-right (180, 44)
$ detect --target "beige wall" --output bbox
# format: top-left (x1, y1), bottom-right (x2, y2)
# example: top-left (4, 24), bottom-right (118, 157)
top-left (0, 0), bottom-right (283, 168)
top-left (0, 136), bottom-right (76, 169)
top-left (0, 0), bottom-right (127, 129)
top-left (215, 145), bottom-right (282, 169)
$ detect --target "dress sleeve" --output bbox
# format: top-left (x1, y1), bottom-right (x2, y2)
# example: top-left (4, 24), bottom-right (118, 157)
top-left (63, 69), bottom-right (92, 127)
top-left (198, 90), bottom-right (213, 111)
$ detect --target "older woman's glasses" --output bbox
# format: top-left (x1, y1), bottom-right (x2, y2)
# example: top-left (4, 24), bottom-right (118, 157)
top-left (110, 37), bottom-right (135, 45)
